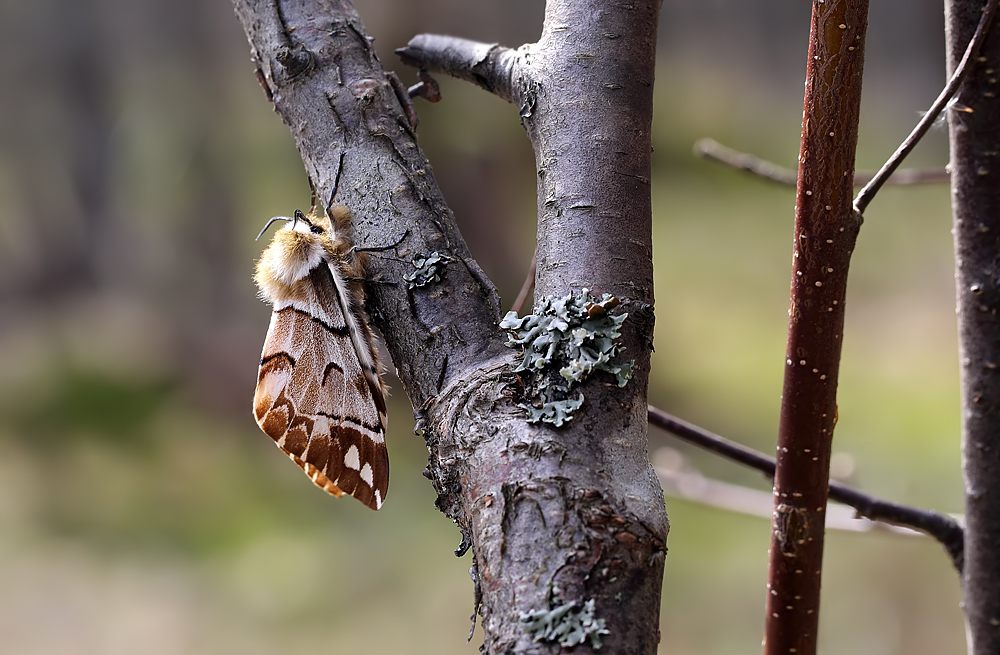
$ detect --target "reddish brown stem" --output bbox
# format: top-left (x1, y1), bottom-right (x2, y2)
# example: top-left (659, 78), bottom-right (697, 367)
top-left (762, 2), bottom-right (870, 655)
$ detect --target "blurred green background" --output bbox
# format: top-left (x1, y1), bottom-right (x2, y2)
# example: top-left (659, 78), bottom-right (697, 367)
top-left (0, 1), bottom-right (964, 653)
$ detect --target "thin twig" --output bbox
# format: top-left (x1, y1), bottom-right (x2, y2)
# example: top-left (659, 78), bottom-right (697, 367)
top-left (654, 447), bottom-right (923, 535)
top-left (647, 405), bottom-right (965, 573)
top-left (695, 139), bottom-right (797, 185)
top-left (408, 69), bottom-right (442, 103)
top-left (510, 249), bottom-right (536, 314)
top-left (855, 167), bottom-right (951, 185)
top-left (694, 138), bottom-right (949, 188)
top-left (853, 0), bottom-right (999, 214)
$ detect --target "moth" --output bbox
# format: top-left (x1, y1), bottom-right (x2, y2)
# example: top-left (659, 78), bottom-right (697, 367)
top-left (253, 206), bottom-right (389, 510)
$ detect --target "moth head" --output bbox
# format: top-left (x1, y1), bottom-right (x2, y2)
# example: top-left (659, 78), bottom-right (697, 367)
top-left (255, 209), bottom-right (336, 301)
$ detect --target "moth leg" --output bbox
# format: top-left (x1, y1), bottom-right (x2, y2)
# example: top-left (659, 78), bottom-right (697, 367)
top-left (353, 229), bottom-right (409, 254)
top-left (345, 277), bottom-right (397, 285)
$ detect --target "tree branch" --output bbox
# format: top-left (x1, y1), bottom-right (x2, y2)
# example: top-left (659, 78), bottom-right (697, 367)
top-left (854, 0), bottom-right (999, 214)
top-left (510, 249), bottom-right (536, 314)
top-left (398, 3), bottom-right (669, 654)
top-left (764, 3), bottom-right (871, 654)
top-left (647, 406), bottom-right (965, 572)
top-left (694, 138), bottom-right (798, 184)
top-left (654, 447), bottom-right (938, 536)
top-left (945, 0), bottom-right (1000, 651)
top-left (397, 34), bottom-right (521, 104)
top-left (232, 0), bottom-right (505, 407)
top-left (695, 138), bottom-right (950, 187)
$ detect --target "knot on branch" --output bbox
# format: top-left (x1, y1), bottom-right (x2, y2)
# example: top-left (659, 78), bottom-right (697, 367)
top-left (421, 357), bottom-right (520, 546)
top-left (274, 43), bottom-right (314, 79)
top-left (408, 69), bottom-right (442, 103)
top-left (774, 503), bottom-right (811, 556)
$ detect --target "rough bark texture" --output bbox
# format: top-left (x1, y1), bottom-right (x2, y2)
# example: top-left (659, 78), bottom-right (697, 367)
top-left (763, 2), bottom-right (870, 654)
top-left (233, 1), bottom-right (668, 653)
top-left (945, 1), bottom-right (1000, 652)
top-left (232, 0), bottom-right (505, 400)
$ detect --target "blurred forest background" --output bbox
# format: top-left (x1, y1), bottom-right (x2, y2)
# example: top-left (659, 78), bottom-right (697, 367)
top-left (0, 0), bottom-right (965, 653)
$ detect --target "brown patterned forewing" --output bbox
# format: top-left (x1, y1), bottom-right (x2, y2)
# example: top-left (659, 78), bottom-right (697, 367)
top-left (253, 267), bottom-right (389, 510)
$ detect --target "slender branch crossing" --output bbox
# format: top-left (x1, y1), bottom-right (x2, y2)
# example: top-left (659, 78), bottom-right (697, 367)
top-left (695, 138), bottom-right (949, 187)
top-left (647, 406), bottom-right (965, 572)
top-left (510, 250), bottom-right (536, 314)
top-left (855, 0), bottom-right (999, 214)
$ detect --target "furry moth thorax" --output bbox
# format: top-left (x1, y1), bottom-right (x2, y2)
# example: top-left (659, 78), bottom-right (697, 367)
top-left (252, 207), bottom-right (389, 510)
top-left (255, 207), bottom-right (360, 301)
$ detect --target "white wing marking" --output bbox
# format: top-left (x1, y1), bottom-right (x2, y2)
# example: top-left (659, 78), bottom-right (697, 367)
top-left (254, 264), bottom-right (388, 510)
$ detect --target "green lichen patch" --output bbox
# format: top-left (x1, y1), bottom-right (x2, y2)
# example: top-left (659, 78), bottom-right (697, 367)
top-left (403, 251), bottom-right (453, 289)
top-left (500, 289), bottom-right (633, 426)
top-left (519, 599), bottom-right (610, 649)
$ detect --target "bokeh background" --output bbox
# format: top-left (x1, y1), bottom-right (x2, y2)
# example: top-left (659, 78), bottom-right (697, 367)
top-left (0, 1), bottom-right (964, 653)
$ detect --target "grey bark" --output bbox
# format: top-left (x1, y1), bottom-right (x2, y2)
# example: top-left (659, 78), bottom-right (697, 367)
top-left (232, 1), bottom-right (668, 653)
top-left (945, 1), bottom-right (1000, 652)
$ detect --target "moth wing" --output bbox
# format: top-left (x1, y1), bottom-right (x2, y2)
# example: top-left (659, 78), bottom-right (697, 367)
top-left (253, 266), bottom-right (388, 510)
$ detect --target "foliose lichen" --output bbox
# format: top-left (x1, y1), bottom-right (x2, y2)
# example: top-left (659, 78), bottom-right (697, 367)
top-left (403, 251), bottom-right (453, 289)
top-left (519, 599), bottom-right (610, 649)
top-left (500, 288), bottom-right (633, 426)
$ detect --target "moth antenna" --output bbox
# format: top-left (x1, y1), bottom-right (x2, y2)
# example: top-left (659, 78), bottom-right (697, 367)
top-left (255, 215), bottom-right (293, 241)
top-left (328, 153), bottom-right (346, 212)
